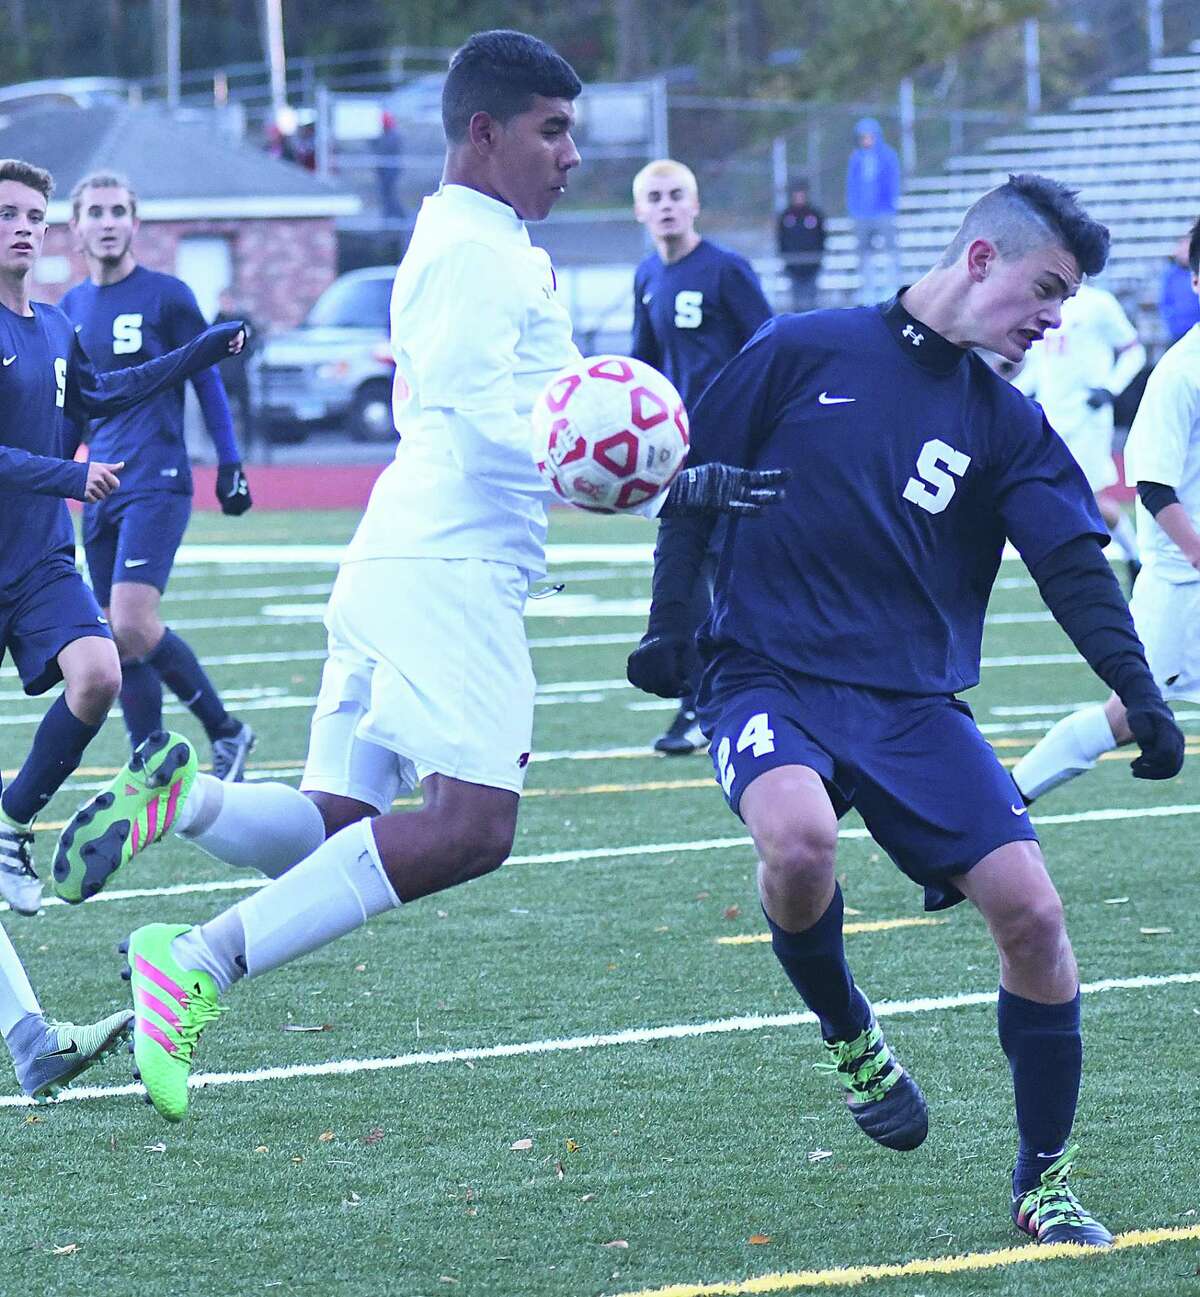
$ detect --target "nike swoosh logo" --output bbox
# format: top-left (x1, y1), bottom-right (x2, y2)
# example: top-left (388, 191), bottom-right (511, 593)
top-left (2, 356), bottom-right (15, 366)
top-left (818, 392), bottom-right (855, 405)
top-left (34, 1043), bottom-right (80, 1060)
top-left (1010, 803), bottom-right (1029, 816)
top-left (124, 558), bottom-right (150, 568)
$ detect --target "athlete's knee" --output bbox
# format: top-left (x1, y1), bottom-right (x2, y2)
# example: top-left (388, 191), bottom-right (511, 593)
top-left (994, 889), bottom-right (1068, 965)
top-left (110, 616), bottom-right (160, 662)
top-left (307, 790), bottom-right (375, 839)
top-left (752, 810), bottom-right (838, 898)
top-left (65, 659), bottom-right (122, 720)
top-left (442, 815), bottom-right (515, 881)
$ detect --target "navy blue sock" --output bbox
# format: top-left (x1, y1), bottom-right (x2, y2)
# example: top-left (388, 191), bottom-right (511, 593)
top-left (998, 985), bottom-right (1082, 1197)
top-left (1, 695), bottom-right (102, 825)
top-left (764, 885), bottom-right (871, 1042)
top-left (120, 658), bottom-right (163, 748)
top-left (147, 628), bottom-right (231, 741)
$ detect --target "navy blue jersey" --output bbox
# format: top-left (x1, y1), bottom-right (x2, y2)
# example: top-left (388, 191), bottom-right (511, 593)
top-left (61, 266), bottom-right (210, 494)
top-left (631, 239), bottom-right (771, 409)
top-left (689, 296), bottom-right (1107, 695)
top-left (0, 307), bottom-right (243, 600)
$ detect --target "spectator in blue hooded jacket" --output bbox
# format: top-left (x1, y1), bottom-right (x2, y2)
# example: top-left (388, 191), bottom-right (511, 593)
top-left (1159, 233), bottom-right (1200, 342)
top-left (846, 116), bottom-right (902, 303)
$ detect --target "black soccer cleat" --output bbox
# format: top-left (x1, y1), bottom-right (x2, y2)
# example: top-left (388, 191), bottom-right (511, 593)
top-left (653, 705), bottom-right (707, 756)
top-left (816, 1013), bottom-right (928, 1151)
top-left (1012, 1145), bottom-right (1113, 1247)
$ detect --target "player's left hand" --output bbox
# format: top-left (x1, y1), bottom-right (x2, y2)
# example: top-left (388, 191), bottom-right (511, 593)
top-left (216, 462), bottom-right (253, 516)
top-left (660, 464), bottom-right (790, 517)
top-left (1127, 697), bottom-right (1184, 780)
top-left (626, 632), bottom-right (692, 698)
top-left (1085, 387), bottom-right (1114, 409)
top-left (228, 326), bottom-right (249, 356)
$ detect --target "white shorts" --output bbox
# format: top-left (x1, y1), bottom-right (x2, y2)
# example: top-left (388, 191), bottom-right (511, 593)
top-left (1129, 567), bottom-right (1200, 702)
top-left (1059, 423), bottom-right (1118, 493)
top-left (301, 557), bottom-right (536, 810)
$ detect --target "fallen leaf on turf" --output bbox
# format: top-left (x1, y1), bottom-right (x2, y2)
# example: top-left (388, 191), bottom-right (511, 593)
top-left (144, 1142), bottom-right (167, 1153)
top-left (52, 1244), bottom-right (79, 1256)
top-left (1103, 897), bottom-right (1129, 905)
top-left (748, 1234), bottom-right (771, 1245)
top-left (343, 1191), bottom-right (362, 1208)
top-left (580, 1193), bottom-right (595, 1202)
top-left (282, 1023), bottom-right (333, 1033)
top-left (439, 1277), bottom-right (459, 1285)
top-left (318, 1130), bottom-right (335, 1143)
top-left (254, 1145), bottom-right (269, 1153)
top-left (565, 1139), bottom-right (579, 1153)
top-left (555, 1160), bottom-right (565, 1180)
top-left (291, 1155), bottom-right (304, 1165)
top-left (723, 905), bottom-right (741, 920)
top-left (807, 1149), bottom-right (834, 1163)
top-left (24, 1114), bottom-right (43, 1125)
top-left (1139, 927), bottom-right (1172, 935)
top-left (602, 1240), bottom-right (629, 1249)
top-left (353, 963), bottom-right (367, 973)
top-left (509, 1138), bottom-right (533, 1150)
top-left (361, 1127), bottom-right (385, 1146)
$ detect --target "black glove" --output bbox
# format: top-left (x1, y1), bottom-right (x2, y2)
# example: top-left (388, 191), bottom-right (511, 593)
top-left (627, 633), bottom-right (693, 698)
top-left (1086, 387), bottom-right (1114, 409)
top-left (1126, 696), bottom-right (1184, 779)
top-left (660, 464), bottom-right (789, 517)
top-left (216, 462), bottom-right (253, 516)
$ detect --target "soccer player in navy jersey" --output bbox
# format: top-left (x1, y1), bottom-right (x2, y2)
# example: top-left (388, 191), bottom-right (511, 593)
top-left (629, 173), bottom-right (1185, 1246)
top-left (62, 174), bottom-right (255, 782)
top-left (0, 157), bottom-right (244, 1097)
top-left (631, 158), bottom-right (772, 754)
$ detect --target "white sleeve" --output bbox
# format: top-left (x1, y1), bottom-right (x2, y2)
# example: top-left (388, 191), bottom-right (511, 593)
top-left (1123, 355), bottom-right (1200, 487)
top-left (1098, 293), bottom-right (1144, 395)
top-left (399, 241), bottom-right (547, 497)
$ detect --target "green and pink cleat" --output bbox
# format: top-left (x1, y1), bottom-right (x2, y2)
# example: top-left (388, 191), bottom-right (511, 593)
top-left (52, 730), bottom-right (197, 904)
top-left (121, 923), bottom-right (225, 1122)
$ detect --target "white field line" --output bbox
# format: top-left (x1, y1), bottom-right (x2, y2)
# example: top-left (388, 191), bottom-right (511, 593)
top-left (172, 542), bottom-right (659, 567)
top-left (11, 800), bottom-right (1200, 914)
top-left (7, 969), bottom-right (1196, 1109)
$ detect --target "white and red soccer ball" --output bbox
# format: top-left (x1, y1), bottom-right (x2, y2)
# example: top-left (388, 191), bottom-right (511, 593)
top-left (532, 355), bottom-right (689, 513)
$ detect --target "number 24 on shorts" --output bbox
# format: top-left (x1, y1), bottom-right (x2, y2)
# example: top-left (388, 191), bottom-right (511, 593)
top-left (716, 712), bottom-right (776, 795)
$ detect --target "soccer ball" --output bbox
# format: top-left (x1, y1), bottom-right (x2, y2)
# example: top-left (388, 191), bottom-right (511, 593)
top-left (532, 355), bottom-right (689, 513)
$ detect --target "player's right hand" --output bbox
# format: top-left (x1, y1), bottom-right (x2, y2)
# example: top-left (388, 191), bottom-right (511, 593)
top-left (1127, 697), bottom-right (1185, 780)
top-left (83, 460), bottom-right (123, 503)
top-left (627, 633), bottom-right (692, 698)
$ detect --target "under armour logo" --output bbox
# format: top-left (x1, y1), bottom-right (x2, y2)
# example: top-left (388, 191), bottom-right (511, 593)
top-left (902, 324), bottom-right (924, 346)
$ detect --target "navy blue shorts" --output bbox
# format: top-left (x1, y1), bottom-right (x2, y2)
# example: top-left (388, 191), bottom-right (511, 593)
top-left (83, 490), bottom-right (191, 607)
top-left (697, 651), bottom-right (1038, 911)
top-left (0, 555), bottom-right (112, 695)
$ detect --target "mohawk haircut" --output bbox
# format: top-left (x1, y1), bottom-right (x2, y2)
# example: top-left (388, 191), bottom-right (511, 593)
top-left (1189, 213), bottom-right (1200, 277)
top-left (71, 171), bottom-right (138, 220)
top-left (938, 174), bottom-right (1109, 277)
top-left (0, 158), bottom-right (53, 203)
top-left (442, 29), bottom-right (581, 144)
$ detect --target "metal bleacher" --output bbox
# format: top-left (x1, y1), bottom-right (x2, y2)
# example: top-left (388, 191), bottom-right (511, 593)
top-left (810, 40), bottom-right (1200, 306)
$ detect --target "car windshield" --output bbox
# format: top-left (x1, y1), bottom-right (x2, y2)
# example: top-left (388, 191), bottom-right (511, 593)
top-left (305, 275), bottom-right (392, 329)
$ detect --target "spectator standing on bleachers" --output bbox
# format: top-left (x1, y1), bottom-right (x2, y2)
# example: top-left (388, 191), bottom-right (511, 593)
top-left (776, 178), bottom-right (825, 312)
top-left (1159, 234), bottom-right (1200, 343)
top-left (845, 116), bottom-right (901, 304)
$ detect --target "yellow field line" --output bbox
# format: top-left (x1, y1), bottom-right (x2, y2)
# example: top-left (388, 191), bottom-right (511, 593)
top-left (717, 918), bottom-right (947, 945)
top-left (609, 1224), bottom-right (1200, 1297)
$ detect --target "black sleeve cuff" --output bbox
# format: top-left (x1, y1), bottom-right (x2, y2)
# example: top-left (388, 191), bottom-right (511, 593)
top-left (1137, 480), bottom-right (1179, 517)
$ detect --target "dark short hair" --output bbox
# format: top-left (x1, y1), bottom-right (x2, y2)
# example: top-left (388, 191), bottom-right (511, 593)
top-left (442, 29), bottom-right (581, 143)
top-left (939, 173), bottom-right (1109, 277)
top-left (0, 158), bottom-right (53, 202)
top-left (1189, 214), bottom-right (1200, 277)
top-left (71, 171), bottom-right (138, 220)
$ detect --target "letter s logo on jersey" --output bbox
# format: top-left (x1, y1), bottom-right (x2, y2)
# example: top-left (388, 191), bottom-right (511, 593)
top-left (674, 290), bottom-right (703, 329)
top-left (903, 438), bottom-right (971, 515)
top-left (112, 313), bottom-right (144, 355)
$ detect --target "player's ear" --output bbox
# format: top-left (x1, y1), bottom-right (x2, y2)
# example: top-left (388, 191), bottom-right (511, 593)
top-left (467, 110), bottom-right (499, 156)
top-left (965, 238), bottom-right (996, 284)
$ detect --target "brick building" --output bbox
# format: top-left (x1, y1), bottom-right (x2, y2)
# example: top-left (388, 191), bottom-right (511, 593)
top-left (0, 104), bottom-right (360, 331)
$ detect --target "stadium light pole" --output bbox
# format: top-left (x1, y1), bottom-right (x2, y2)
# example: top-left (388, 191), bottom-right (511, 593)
top-left (165, 0), bottom-right (180, 109)
top-left (1147, 0), bottom-right (1164, 63)
top-left (1023, 18), bottom-right (1041, 116)
top-left (264, 0), bottom-right (288, 116)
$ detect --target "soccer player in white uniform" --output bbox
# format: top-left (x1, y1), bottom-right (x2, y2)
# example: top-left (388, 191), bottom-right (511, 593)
top-left (1014, 281), bottom-right (1145, 577)
top-left (53, 30), bottom-right (784, 1122)
top-left (1015, 217), bottom-right (1200, 801)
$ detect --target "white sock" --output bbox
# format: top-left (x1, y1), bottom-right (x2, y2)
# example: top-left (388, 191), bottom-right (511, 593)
top-left (0, 922), bottom-right (41, 1037)
top-left (1013, 705), bottom-right (1118, 800)
top-left (1109, 513), bottom-right (1139, 563)
top-left (176, 774), bottom-right (327, 879)
top-left (171, 819), bottom-right (400, 991)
